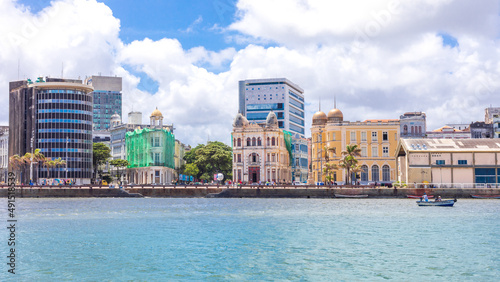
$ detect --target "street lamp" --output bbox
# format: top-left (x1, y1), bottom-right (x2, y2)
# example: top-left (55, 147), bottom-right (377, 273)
top-left (66, 136), bottom-right (69, 180)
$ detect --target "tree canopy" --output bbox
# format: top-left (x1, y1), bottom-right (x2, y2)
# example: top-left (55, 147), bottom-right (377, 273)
top-left (183, 141), bottom-right (232, 182)
top-left (93, 143), bottom-right (111, 179)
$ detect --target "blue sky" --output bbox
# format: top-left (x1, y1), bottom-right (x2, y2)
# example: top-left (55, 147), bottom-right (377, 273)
top-left (18, 0), bottom-right (239, 51)
top-left (3, 0), bottom-right (500, 146)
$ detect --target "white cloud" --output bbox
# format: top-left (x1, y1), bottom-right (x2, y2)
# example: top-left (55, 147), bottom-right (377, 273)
top-left (1, 0), bottom-right (499, 148)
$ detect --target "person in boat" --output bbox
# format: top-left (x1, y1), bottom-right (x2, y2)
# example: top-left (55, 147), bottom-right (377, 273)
top-left (422, 193), bottom-right (429, 202)
top-left (435, 196), bottom-right (442, 202)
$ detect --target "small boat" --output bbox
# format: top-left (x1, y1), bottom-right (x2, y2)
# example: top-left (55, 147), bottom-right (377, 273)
top-left (471, 195), bottom-right (500, 199)
top-left (416, 199), bottom-right (456, 207)
top-left (407, 195), bottom-right (434, 199)
top-left (335, 194), bottom-right (368, 198)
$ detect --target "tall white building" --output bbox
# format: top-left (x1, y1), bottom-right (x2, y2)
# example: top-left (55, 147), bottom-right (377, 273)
top-left (238, 78), bottom-right (305, 137)
top-left (238, 78), bottom-right (308, 182)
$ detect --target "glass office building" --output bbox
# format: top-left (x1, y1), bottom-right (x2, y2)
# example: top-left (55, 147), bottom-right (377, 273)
top-left (9, 77), bottom-right (94, 184)
top-left (85, 76), bottom-right (122, 131)
top-left (238, 78), bottom-right (308, 182)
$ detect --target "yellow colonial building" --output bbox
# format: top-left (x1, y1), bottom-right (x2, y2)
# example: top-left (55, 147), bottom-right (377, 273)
top-left (232, 112), bottom-right (292, 184)
top-left (311, 107), bottom-right (400, 184)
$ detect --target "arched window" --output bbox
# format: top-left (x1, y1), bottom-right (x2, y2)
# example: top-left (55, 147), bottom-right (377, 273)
top-left (371, 165), bottom-right (379, 182)
top-left (251, 153), bottom-right (258, 163)
top-left (411, 126), bottom-right (414, 134)
top-left (237, 138), bottom-right (241, 147)
top-left (252, 137), bottom-right (256, 146)
top-left (382, 165), bottom-right (390, 182)
top-left (272, 137), bottom-right (276, 146)
top-left (267, 137), bottom-right (270, 146)
top-left (403, 125), bottom-right (408, 134)
top-left (361, 165), bottom-right (369, 182)
top-left (257, 137), bottom-right (262, 146)
top-left (233, 138), bottom-right (236, 147)
top-left (246, 138), bottom-right (251, 146)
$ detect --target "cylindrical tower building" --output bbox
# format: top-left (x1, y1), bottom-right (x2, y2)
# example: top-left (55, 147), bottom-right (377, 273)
top-left (33, 79), bottom-right (94, 184)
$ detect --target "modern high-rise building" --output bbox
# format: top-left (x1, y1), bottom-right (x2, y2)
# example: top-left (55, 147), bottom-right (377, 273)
top-left (238, 78), bottom-right (305, 137)
top-left (9, 77), bottom-right (94, 184)
top-left (85, 75), bottom-right (122, 131)
top-left (238, 78), bottom-right (308, 182)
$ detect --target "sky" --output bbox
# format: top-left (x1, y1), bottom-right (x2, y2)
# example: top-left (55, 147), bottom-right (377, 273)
top-left (1, 0), bottom-right (500, 147)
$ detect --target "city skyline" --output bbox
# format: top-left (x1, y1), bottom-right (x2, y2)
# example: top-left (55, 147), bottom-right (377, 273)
top-left (1, 0), bottom-right (499, 146)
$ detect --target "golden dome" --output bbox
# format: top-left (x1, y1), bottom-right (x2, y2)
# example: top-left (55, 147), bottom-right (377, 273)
top-left (150, 107), bottom-right (163, 118)
top-left (327, 108), bottom-right (343, 122)
top-left (312, 111), bottom-right (327, 125)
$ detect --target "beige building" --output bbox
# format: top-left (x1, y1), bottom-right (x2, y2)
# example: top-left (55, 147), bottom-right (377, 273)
top-left (174, 140), bottom-right (189, 179)
top-left (396, 138), bottom-right (500, 187)
top-left (311, 107), bottom-right (400, 184)
top-left (232, 112), bottom-right (292, 184)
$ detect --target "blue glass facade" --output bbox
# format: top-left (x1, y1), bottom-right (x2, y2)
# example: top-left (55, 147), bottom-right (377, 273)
top-left (93, 90), bottom-right (122, 130)
top-left (36, 87), bottom-right (93, 180)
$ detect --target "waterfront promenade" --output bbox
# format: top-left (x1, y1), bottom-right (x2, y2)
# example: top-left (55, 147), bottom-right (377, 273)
top-left (1, 184), bottom-right (499, 198)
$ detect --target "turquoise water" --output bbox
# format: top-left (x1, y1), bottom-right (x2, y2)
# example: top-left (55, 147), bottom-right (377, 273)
top-left (1, 198), bottom-right (499, 281)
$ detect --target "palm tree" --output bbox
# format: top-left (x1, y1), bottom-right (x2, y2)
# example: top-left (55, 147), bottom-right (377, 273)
top-left (9, 155), bottom-right (26, 184)
top-left (350, 164), bottom-right (362, 185)
top-left (323, 162), bottom-right (338, 185)
top-left (340, 145), bottom-right (362, 185)
top-left (54, 158), bottom-right (67, 179)
top-left (22, 149), bottom-right (46, 183)
top-left (43, 160), bottom-right (56, 179)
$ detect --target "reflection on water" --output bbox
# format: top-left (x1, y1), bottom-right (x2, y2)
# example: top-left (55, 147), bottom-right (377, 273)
top-left (0, 198), bottom-right (498, 281)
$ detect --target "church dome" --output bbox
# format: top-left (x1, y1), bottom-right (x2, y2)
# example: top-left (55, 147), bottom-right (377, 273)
top-left (312, 111), bottom-right (327, 125)
top-left (233, 113), bottom-right (249, 127)
top-left (327, 108), bottom-right (343, 122)
top-left (150, 107), bottom-right (163, 118)
top-left (266, 111), bottom-right (278, 128)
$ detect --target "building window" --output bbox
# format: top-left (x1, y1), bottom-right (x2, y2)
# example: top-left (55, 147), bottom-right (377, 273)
top-left (252, 137), bottom-right (256, 146)
top-left (361, 147), bottom-right (367, 157)
top-left (238, 154), bottom-right (241, 162)
top-left (257, 138), bottom-right (262, 146)
top-left (382, 146), bottom-right (389, 157)
top-left (361, 165), bottom-right (368, 182)
top-left (331, 132), bottom-right (336, 141)
top-left (371, 165), bottom-right (379, 182)
top-left (383, 132), bottom-right (388, 141)
top-left (267, 137), bottom-right (270, 146)
top-left (247, 138), bottom-right (251, 146)
top-left (403, 125), bottom-right (408, 134)
top-left (361, 132), bottom-right (367, 142)
top-left (458, 160), bottom-right (467, 165)
top-left (436, 160), bottom-right (445, 165)
top-left (371, 131), bottom-right (378, 142)
top-left (350, 132), bottom-right (356, 142)
top-left (272, 137), bottom-right (276, 146)
top-left (382, 165), bottom-right (390, 182)
top-left (372, 146), bottom-right (378, 157)
top-left (237, 138), bottom-right (241, 147)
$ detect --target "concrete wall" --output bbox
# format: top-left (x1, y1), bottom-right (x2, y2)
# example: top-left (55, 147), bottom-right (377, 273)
top-left (2, 186), bottom-right (499, 199)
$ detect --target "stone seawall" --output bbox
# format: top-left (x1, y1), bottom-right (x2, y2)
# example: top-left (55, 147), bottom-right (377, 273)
top-left (1, 185), bottom-right (499, 198)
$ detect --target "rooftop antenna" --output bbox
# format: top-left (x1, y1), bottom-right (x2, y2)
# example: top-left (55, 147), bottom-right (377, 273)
top-left (319, 96), bottom-right (321, 111)
top-left (334, 93), bottom-right (337, 109)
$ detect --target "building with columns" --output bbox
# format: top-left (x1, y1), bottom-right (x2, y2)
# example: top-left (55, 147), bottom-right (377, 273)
top-left (231, 111), bottom-right (292, 184)
top-left (125, 108), bottom-right (176, 184)
top-left (311, 106), bottom-right (400, 185)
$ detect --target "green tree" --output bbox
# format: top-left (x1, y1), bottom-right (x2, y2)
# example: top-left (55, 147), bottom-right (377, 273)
top-left (184, 163), bottom-right (199, 177)
top-left (340, 144), bottom-right (361, 185)
top-left (110, 159), bottom-right (130, 183)
top-left (184, 141), bottom-right (232, 182)
top-left (93, 143), bottom-right (111, 181)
